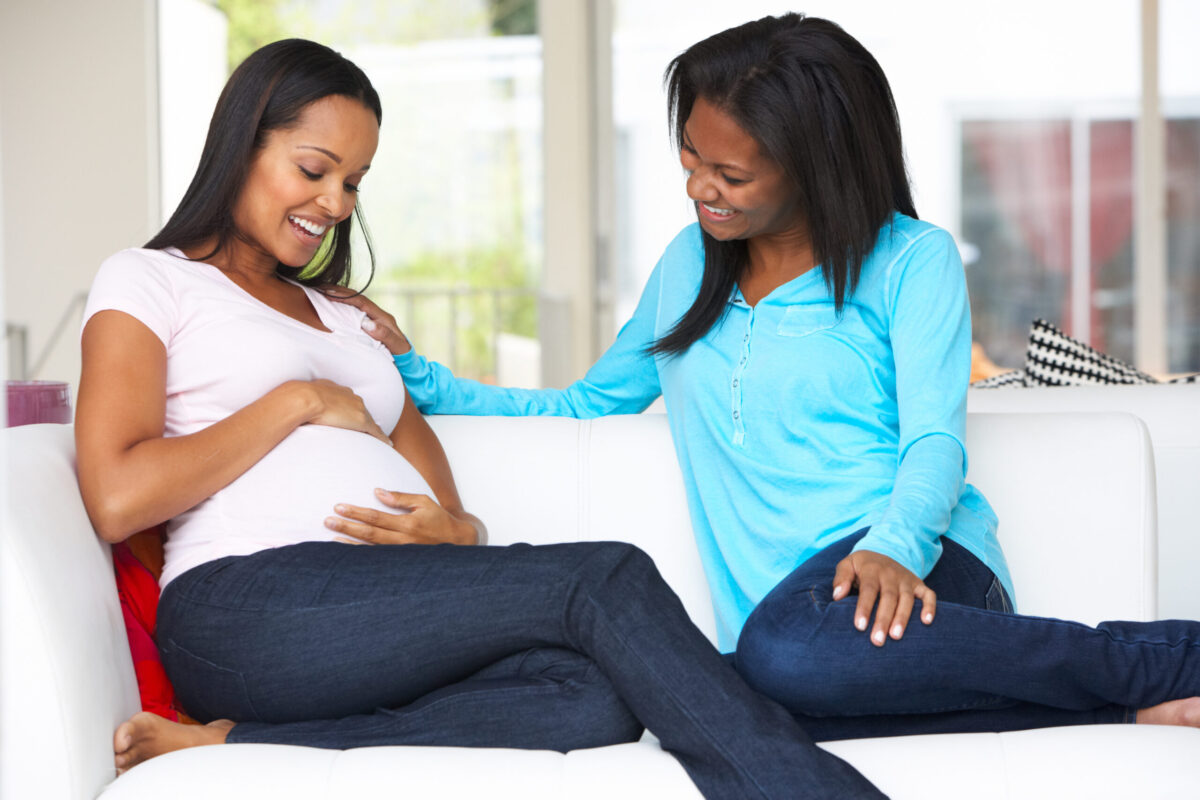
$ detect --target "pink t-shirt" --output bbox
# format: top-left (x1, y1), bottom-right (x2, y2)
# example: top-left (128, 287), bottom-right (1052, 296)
top-left (83, 247), bottom-right (434, 587)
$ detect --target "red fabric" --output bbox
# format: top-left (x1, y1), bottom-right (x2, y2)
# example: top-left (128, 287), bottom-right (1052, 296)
top-left (113, 532), bottom-right (180, 721)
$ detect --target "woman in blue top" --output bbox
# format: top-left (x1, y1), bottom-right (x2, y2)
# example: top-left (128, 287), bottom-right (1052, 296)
top-left (338, 14), bottom-right (1200, 736)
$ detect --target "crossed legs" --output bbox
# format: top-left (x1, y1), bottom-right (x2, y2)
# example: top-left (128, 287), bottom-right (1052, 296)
top-left (121, 540), bottom-right (883, 799)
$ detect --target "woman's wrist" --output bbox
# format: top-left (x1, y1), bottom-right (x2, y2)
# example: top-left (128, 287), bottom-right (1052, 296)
top-left (450, 511), bottom-right (486, 545)
top-left (390, 333), bottom-right (412, 356)
top-left (273, 380), bottom-right (323, 426)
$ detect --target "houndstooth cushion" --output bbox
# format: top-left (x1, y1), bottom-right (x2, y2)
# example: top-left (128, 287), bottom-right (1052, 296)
top-left (971, 369), bottom-right (1027, 388)
top-left (1024, 319), bottom-right (1159, 386)
top-left (971, 319), bottom-right (1199, 389)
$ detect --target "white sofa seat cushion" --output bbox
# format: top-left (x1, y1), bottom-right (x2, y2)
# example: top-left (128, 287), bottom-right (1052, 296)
top-left (95, 726), bottom-right (1200, 800)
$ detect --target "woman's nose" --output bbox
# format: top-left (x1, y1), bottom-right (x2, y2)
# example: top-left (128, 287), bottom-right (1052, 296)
top-left (315, 191), bottom-right (349, 222)
top-left (686, 166), bottom-right (718, 202)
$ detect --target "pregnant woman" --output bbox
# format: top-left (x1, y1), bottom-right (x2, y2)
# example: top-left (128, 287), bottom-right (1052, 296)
top-left (74, 37), bottom-right (882, 799)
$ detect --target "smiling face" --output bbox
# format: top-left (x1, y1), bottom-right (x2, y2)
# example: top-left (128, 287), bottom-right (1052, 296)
top-left (228, 94), bottom-right (380, 270)
top-left (680, 97), bottom-right (804, 244)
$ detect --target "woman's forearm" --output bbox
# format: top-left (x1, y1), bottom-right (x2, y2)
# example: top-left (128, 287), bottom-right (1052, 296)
top-left (79, 381), bottom-right (322, 542)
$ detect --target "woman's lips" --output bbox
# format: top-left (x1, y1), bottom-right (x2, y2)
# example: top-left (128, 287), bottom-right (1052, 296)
top-left (289, 215), bottom-right (327, 244)
top-left (697, 202), bottom-right (738, 222)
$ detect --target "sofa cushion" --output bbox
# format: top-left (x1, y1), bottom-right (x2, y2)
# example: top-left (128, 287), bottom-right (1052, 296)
top-left (1024, 319), bottom-right (1159, 385)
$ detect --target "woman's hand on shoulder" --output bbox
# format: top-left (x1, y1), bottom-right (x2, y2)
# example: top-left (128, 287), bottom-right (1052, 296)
top-left (323, 288), bottom-right (412, 355)
top-left (325, 488), bottom-right (483, 546)
top-left (831, 550), bottom-right (937, 647)
top-left (291, 379), bottom-right (391, 445)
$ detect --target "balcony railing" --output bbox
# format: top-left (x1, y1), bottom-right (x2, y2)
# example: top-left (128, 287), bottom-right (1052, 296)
top-left (4, 292), bottom-right (89, 381)
top-left (368, 285), bottom-right (539, 381)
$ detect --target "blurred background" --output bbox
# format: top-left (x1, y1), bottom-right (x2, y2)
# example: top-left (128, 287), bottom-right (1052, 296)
top-left (2, 0), bottom-right (1197, 401)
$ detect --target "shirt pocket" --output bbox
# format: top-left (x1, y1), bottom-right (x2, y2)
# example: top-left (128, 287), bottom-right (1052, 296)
top-left (776, 304), bottom-right (843, 337)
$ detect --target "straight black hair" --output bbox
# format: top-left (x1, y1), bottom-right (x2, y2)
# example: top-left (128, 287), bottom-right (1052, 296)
top-left (652, 13), bottom-right (917, 357)
top-left (146, 38), bottom-right (382, 289)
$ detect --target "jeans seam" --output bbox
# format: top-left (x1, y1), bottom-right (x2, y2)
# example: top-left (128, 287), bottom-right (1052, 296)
top-left (579, 593), bottom-right (773, 800)
top-left (304, 679), bottom-right (580, 742)
top-left (559, 546), bottom-right (775, 797)
top-left (172, 589), bottom-right (470, 614)
top-left (163, 637), bottom-right (263, 722)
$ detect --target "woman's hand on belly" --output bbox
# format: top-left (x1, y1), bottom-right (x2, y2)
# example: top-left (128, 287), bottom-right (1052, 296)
top-left (324, 488), bottom-right (482, 546)
top-left (301, 379), bottom-right (391, 444)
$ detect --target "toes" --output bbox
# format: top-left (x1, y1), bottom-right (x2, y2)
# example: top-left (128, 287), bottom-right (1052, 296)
top-left (113, 722), bottom-right (134, 754)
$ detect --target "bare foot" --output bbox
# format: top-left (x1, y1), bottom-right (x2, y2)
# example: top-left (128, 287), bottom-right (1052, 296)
top-left (113, 712), bottom-right (234, 773)
top-left (1136, 696), bottom-right (1200, 727)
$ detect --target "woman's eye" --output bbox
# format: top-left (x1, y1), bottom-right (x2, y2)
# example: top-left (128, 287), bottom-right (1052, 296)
top-left (344, 183), bottom-right (360, 194)
top-left (723, 174), bottom-right (746, 186)
top-left (298, 166), bottom-right (321, 180)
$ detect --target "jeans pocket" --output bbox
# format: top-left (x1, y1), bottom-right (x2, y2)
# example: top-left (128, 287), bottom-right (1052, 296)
top-left (161, 638), bottom-right (261, 723)
top-left (984, 577), bottom-right (1014, 615)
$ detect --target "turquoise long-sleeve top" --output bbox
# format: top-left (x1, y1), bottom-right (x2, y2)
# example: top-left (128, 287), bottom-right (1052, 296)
top-left (395, 215), bottom-right (1011, 651)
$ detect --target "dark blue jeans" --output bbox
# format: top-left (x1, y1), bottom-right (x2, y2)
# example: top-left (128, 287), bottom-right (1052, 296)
top-left (735, 529), bottom-right (1200, 740)
top-left (157, 540), bottom-right (884, 800)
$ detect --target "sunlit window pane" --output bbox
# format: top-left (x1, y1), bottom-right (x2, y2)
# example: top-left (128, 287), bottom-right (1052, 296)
top-left (1163, 0), bottom-right (1200, 374)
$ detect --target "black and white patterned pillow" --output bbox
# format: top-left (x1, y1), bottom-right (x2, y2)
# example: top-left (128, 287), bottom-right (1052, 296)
top-left (971, 369), bottom-right (1027, 388)
top-left (1024, 319), bottom-right (1159, 386)
top-left (970, 319), bottom-right (1199, 388)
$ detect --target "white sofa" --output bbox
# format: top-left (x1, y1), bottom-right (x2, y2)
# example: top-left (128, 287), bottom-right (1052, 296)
top-left (969, 383), bottom-right (1200, 620)
top-left (3, 413), bottom-right (1197, 800)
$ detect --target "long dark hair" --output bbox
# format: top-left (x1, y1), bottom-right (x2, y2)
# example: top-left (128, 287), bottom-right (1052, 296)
top-left (652, 13), bottom-right (916, 356)
top-left (146, 39), bottom-right (382, 289)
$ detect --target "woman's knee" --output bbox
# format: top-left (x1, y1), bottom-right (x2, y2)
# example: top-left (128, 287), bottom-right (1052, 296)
top-left (736, 593), bottom-right (853, 715)
top-left (559, 673), bottom-right (644, 749)
top-left (570, 541), bottom-right (662, 595)
top-left (519, 648), bottom-right (643, 750)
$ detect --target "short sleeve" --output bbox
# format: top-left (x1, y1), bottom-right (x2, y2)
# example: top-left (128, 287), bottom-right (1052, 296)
top-left (82, 249), bottom-right (178, 347)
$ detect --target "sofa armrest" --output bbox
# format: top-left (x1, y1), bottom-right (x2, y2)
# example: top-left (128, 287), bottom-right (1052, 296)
top-left (1, 424), bottom-right (139, 800)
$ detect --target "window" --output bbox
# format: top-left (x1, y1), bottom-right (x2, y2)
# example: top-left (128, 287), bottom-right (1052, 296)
top-left (964, 115), bottom-right (1200, 372)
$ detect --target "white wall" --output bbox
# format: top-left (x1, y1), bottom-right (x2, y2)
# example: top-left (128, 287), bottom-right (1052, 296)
top-left (0, 0), bottom-right (159, 389)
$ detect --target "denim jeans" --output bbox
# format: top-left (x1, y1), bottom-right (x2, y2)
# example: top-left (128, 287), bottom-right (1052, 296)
top-left (735, 529), bottom-right (1200, 741)
top-left (157, 540), bottom-right (884, 800)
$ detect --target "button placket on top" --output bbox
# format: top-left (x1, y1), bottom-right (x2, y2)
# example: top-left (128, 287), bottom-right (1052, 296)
top-left (731, 300), bottom-right (752, 446)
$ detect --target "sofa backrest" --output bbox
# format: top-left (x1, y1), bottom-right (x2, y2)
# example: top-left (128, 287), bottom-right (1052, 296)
top-left (969, 383), bottom-right (1198, 619)
top-left (429, 411), bottom-right (1157, 634)
top-left (427, 414), bottom-right (715, 636)
top-left (960, 412), bottom-right (1155, 623)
